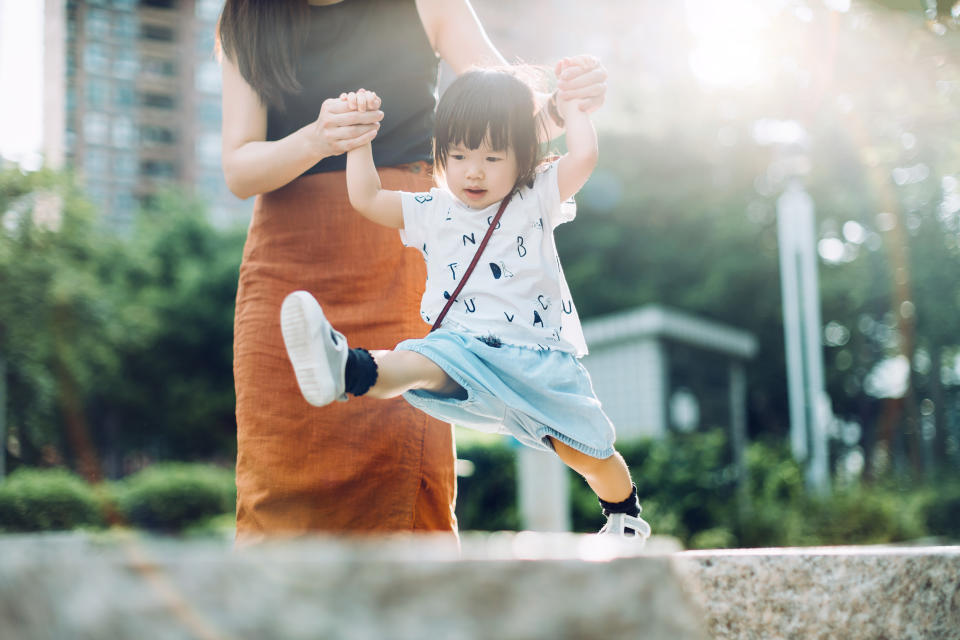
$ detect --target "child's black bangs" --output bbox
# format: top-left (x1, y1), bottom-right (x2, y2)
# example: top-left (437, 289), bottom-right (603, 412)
top-left (446, 98), bottom-right (512, 152)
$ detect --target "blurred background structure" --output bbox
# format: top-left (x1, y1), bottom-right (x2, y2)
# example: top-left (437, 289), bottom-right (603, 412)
top-left (1, 0), bottom-right (959, 545)
top-left (2, 0), bottom-right (246, 227)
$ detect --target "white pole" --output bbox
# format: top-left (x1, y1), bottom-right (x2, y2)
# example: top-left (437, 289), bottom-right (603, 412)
top-left (777, 179), bottom-right (831, 494)
top-left (517, 446), bottom-right (570, 532)
top-left (777, 182), bottom-right (809, 463)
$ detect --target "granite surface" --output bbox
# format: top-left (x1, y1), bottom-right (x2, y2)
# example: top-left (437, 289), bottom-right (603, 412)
top-left (3, 532), bottom-right (958, 640)
top-left (0, 532), bottom-right (704, 640)
top-left (678, 545), bottom-right (960, 640)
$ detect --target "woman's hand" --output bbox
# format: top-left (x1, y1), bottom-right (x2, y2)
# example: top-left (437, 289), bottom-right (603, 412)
top-left (308, 91), bottom-right (383, 159)
top-left (555, 55), bottom-right (608, 113)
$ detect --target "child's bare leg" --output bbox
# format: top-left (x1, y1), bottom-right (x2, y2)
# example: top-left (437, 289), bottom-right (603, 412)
top-left (365, 350), bottom-right (464, 399)
top-left (547, 436), bottom-right (633, 503)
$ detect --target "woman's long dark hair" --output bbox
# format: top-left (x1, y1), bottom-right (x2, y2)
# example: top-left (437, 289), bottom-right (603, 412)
top-left (216, 0), bottom-right (310, 110)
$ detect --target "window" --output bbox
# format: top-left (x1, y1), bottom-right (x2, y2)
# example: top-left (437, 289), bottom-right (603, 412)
top-left (112, 152), bottom-right (137, 180)
top-left (114, 83), bottom-right (135, 108)
top-left (141, 160), bottom-right (177, 179)
top-left (140, 92), bottom-right (175, 109)
top-left (141, 125), bottom-right (176, 146)
top-left (85, 8), bottom-right (110, 40)
top-left (140, 24), bottom-right (176, 42)
top-left (112, 117), bottom-right (134, 148)
top-left (66, 87), bottom-right (77, 114)
top-left (142, 56), bottom-right (176, 77)
top-left (113, 13), bottom-right (136, 39)
top-left (83, 112), bottom-right (109, 144)
top-left (84, 42), bottom-right (110, 74)
top-left (84, 148), bottom-right (109, 176)
top-left (86, 77), bottom-right (110, 110)
top-left (113, 49), bottom-right (137, 78)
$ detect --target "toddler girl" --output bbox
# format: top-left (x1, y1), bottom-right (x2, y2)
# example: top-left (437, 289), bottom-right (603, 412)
top-left (281, 68), bottom-right (650, 540)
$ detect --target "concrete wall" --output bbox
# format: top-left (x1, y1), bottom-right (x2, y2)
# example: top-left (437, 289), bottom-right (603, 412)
top-left (582, 337), bottom-right (667, 439)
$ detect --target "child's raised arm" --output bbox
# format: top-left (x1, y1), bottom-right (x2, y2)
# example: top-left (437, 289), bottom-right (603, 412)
top-left (554, 62), bottom-right (600, 203)
top-left (344, 90), bottom-right (404, 229)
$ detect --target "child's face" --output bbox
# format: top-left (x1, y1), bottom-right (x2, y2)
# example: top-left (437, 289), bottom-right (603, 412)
top-left (443, 139), bottom-right (519, 210)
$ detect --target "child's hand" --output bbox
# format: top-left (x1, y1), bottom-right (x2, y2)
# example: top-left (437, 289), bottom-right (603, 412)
top-left (339, 88), bottom-right (382, 113)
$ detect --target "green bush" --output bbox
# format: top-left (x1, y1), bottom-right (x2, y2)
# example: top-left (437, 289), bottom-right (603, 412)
top-left (922, 483), bottom-right (960, 539)
top-left (454, 442), bottom-right (520, 531)
top-left (456, 430), bottom-right (949, 548)
top-left (571, 430), bottom-right (742, 540)
top-left (114, 463), bottom-right (235, 532)
top-left (798, 487), bottom-right (925, 545)
top-left (0, 468), bottom-right (105, 532)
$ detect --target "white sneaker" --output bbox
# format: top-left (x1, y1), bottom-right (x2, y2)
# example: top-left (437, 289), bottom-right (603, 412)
top-left (280, 291), bottom-right (349, 406)
top-left (599, 512), bottom-right (652, 542)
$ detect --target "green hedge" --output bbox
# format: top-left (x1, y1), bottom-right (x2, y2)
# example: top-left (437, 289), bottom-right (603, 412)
top-left (3, 435), bottom-right (958, 544)
top-left (113, 463), bottom-right (235, 532)
top-left (455, 442), bottom-right (520, 531)
top-left (0, 468), bottom-right (105, 532)
top-left (456, 430), bottom-right (960, 547)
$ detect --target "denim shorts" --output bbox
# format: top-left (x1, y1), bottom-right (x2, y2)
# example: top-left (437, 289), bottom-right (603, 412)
top-left (396, 329), bottom-right (616, 459)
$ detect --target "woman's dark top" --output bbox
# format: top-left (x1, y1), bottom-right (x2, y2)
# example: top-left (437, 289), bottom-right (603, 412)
top-left (266, 0), bottom-right (439, 176)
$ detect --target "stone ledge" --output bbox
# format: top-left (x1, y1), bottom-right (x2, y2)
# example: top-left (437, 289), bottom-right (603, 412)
top-left (2, 534), bottom-right (958, 640)
top-left (0, 533), bottom-right (703, 640)
top-left (678, 545), bottom-right (960, 640)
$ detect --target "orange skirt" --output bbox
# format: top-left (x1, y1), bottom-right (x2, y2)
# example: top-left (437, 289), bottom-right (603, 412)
top-left (233, 164), bottom-right (456, 546)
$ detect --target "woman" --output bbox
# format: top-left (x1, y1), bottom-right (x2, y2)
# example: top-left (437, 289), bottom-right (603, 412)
top-left (218, 0), bottom-right (608, 546)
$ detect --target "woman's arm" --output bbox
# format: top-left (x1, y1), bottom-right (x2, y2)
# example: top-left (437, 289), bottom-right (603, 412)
top-left (415, 0), bottom-right (607, 142)
top-left (416, 0), bottom-right (506, 74)
top-left (220, 54), bottom-right (384, 199)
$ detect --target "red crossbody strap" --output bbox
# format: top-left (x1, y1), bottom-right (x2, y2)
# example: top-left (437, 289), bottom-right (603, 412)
top-left (430, 193), bottom-right (513, 332)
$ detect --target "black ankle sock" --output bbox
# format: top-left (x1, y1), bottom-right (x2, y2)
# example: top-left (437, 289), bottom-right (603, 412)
top-left (599, 484), bottom-right (641, 518)
top-left (344, 348), bottom-right (378, 396)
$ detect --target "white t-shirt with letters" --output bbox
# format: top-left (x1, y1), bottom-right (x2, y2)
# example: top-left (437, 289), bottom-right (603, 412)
top-left (399, 162), bottom-right (588, 357)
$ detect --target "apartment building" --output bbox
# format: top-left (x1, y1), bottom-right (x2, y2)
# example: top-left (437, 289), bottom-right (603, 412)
top-left (47, 0), bottom-right (245, 227)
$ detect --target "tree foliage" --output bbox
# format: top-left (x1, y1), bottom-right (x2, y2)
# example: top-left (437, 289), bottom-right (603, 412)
top-left (0, 169), bottom-right (245, 478)
top-left (560, 4), bottom-right (960, 477)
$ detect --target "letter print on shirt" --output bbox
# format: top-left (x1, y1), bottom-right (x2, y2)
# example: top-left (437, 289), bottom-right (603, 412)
top-left (517, 236), bottom-right (527, 257)
top-left (398, 162), bottom-right (588, 357)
